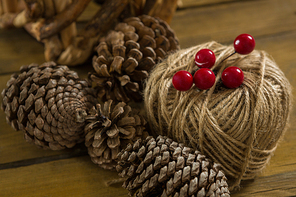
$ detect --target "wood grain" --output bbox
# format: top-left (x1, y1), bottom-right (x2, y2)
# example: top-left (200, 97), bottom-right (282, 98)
top-left (0, 156), bottom-right (127, 197)
top-left (0, 0), bottom-right (296, 196)
top-left (178, 0), bottom-right (234, 8)
top-left (233, 171), bottom-right (296, 197)
top-left (171, 0), bottom-right (296, 48)
top-left (0, 28), bottom-right (45, 74)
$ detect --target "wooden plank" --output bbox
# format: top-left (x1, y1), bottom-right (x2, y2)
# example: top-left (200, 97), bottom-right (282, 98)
top-left (78, 0), bottom-right (236, 20)
top-left (77, 0), bottom-right (235, 22)
top-left (0, 155), bottom-right (295, 197)
top-left (255, 31), bottom-right (296, 73)
top-left (0, 6), bottom-right (296, 171)
top-left (0, 116), bottom-right (86, 165)
top-left (0, 28), bottom-right (45, 74)
top-left (0, 0), bottom-right (295, 74)
top-left (171, 0), bottom-right (296, 48)
top-left (179, 0), bottom-right (234, 8)
top-left (0, 1), bottom-right (295, 196)
top-left (0, 28), bottom-right (93, 78)
top-left (0, 156), bottom-right (128, 197)
top-left (232, 171), bottom-right (296, 197)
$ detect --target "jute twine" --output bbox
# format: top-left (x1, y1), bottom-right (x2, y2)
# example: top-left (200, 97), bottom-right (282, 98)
top-left (144, 41), bottom-right (292, 189)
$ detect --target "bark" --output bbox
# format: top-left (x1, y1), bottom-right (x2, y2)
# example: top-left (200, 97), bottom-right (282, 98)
top-left (79, 0), bottom-right (129, 38)
top-left (53, 0), bottom-right (77, 49)
top-left (23, 0), bottom-right (44, 19)
top-left (57, 0), bottom-right (129, 65)
top-left (36, 0), bottom-right (90, 40)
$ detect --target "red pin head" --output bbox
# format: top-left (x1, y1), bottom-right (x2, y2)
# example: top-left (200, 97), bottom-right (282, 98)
top-left (172, 70), bottom-right (193, 91)
top-left (193, 68), bottom-right (216, 90)
top-left (195, 49), bottom-right (216, 68)
top-left (234, 34), bottom-right (255, 55)
top-left (221, 66), bottom-right (244, 88)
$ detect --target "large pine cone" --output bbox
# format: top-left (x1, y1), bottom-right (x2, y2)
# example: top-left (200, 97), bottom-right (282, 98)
top-left (84, 100), bottom-right (148, 170)
top-left (1, 62), bottom-right (97, 150)
top-left (116, 136), bottom-right (230, 197)
top-left (90, 15), bottom-right (180, 103)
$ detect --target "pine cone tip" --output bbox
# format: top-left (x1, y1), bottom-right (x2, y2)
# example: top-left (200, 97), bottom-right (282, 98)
top-left (84, 100), bottom-right (148, 170)
top-left (1, 62), bottom-right (97, 150)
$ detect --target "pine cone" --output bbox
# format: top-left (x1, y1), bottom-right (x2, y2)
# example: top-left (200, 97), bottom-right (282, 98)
top-left (116, 136), bottom-right (230, 197)
top-left (84, 100), bottom-right (148, 170)
top-left (90, 15), bottom-right (180, 103)
top-left (1, 62), bottom-right (97, 150)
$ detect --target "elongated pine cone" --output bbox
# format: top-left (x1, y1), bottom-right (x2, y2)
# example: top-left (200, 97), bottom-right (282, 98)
top-left (84, 100), bottom-right (148, 170)
top-left (1, 62), bottom-right (97, 150)
top-left (90, 15), bottom-right (180, 103)
top-left (116, 136), bottom-right (230, 197)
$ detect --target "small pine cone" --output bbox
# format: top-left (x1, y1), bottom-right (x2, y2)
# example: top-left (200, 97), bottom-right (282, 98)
top-left (84, 100), bottom-right (148, 170)
top-left (1, 62), bottom-right (97, 150)
top-left (116, 136), bottom-right (230, 197)
top-left (90, 15), bottom-right (180, 103)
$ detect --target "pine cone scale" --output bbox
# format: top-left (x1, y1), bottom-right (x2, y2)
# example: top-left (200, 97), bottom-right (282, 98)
top-left (117, 136), bottom-right (231, 197)
top-left (26, 122), bottom-right (34, 135)
top-left (34, 127), bottom-right (44, 140)
top-left (84, 100), bottom-right (147, 170)
top-left (93, 129), bottom-right (106, 142)
top-left (1, 62), bottom-right (97, 150)
top-left (107, 135), bottom-right (120, 149)
top-left (106, 125), bottom-right (119, 138)
top-left (90, 15), bottom-right (179, 103)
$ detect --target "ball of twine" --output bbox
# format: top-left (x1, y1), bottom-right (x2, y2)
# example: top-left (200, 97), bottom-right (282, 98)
top-left (144, 41), bottom-right (292, 189)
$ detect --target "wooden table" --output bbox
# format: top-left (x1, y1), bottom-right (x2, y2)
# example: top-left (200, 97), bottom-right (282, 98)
top-left (1, 0), bottom-right (296, 196)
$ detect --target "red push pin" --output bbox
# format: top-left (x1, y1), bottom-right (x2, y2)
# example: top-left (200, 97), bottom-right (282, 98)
top-left (193, 68), bottom-right (216, 90)
top-left (221, 34), bottom-right (255, 62)
top-left (221, 66), bottom-right (244, 88)
top-left (172, 70), bottom-right (193, 91)
top-left (194, 49), bottom-right (216, 69)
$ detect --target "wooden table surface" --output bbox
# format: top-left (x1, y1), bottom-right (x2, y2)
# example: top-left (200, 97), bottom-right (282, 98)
top-left (1, 0), bottom-right (296, 196)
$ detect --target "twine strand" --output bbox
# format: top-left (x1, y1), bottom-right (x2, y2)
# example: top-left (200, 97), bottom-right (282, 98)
top-left (144, 42), bottom-right (292, 189)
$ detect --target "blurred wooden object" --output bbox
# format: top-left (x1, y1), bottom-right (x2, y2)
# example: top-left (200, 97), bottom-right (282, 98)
top-left (0, 0), bottom-right (178, 66)
top-left (1, 0), bottom-right (296, 196)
